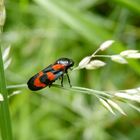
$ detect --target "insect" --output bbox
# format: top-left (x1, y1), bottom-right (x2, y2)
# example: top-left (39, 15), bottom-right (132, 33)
top-left (27, 58), bottom-right (74, 91)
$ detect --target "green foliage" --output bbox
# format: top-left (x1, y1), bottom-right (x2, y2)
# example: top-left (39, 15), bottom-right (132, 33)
top-left (1, 0), bottom-right (140, 140)
top-left (0, 0), bottom-right (13, 140)
top-left (0, 48), bottom-right (13, 140)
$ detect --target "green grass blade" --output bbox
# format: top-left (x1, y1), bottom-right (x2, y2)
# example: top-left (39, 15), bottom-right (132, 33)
top-left (34, 0), bottom-right (111, 45)
top-left (34, 0), bottom-right (140, 75)
top-left (112, 0), bottom-right (140, 14)
top-left (0, 0), bottom-right (13, 139)
top-left (0, 47), bottom-right (13, 140)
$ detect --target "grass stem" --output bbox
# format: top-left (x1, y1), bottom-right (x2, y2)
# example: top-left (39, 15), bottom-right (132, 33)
top-left (0, 47), bottom-right (13, 140)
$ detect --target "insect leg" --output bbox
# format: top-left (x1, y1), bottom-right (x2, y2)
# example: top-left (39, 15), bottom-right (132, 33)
top-left (66, 72), bottom-right (72, 87)
top-left (61, 75), bottom-right (64, 87)
top-left (48, 82), bottom-right (52, 88)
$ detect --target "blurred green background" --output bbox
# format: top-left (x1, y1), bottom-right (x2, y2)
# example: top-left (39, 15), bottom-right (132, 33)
top-left (2, 0), bottom-right (140, 139)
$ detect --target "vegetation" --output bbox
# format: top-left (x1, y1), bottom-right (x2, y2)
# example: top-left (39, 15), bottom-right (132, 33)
top-left (0, 0), bottom-right (140, 140)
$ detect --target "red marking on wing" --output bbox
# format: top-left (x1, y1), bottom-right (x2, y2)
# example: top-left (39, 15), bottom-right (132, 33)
top-left (34, 71), bottom-right (46, 88)
top-left (52, 64), bottom-right (65, 71)
top-left (46, 72), bottom-right (56, 81)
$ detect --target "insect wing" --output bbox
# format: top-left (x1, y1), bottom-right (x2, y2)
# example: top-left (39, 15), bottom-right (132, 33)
top-left (43, 63), bottom-right (65, 81)
top-left (27, 65), bottom-right (64, 91)
top-left (27, 58), bottom-right (74, 91)
top-left (27, 72), bottom-right (47, 91)
top-left (42, 64), bottom-right (53, 73)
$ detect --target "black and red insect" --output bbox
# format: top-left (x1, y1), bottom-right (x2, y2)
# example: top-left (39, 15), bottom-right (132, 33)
top-left (27, 58), bottom-right (74, 91)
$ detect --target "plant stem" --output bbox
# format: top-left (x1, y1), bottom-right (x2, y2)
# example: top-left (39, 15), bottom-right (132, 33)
top-left (0, 48), bottom-right (13, 140)
top-left (0, 47), bottom-right (13, 140)
top-left (7, 83), bottom-right (112, 99)
top-left (93, 55), bottom-right (112, 58)
top-left (7, 84), bottom-right (27, 89)
top-left (0, 0), bottom-right (13, 139)
top-left (52, 84), bottom-right (112, 98)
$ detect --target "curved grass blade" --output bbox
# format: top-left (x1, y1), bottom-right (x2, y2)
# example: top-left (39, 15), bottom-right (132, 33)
top-left (34, 0), bottom-right (111, 45)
